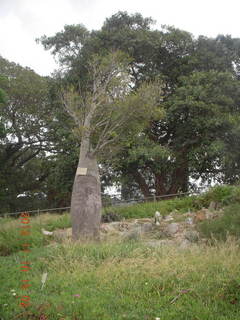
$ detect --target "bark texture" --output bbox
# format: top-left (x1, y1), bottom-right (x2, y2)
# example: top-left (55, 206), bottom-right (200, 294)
top-left (71, 173), bottom-right (101, 241)
top-left (70, 138), bottom-right (102, 241)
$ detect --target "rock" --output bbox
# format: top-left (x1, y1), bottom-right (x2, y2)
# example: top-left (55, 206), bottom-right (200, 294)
top-left (53, 228), bottom-right (71, 240)
top-left (194, 210), bottom-right (207, 222)
top-left (164, 214), bottom-right (174, 222)
top-left (100, 223), bottom-right (118, 233)
top-left (154, 211), bottom-right (162, 225)
top-left (100, 224), bottom-right (110, 233)
top-left (118, 222), bottom-right (129, 231)
top-left (184, 230), bottom-right (199, 243)
top-left (165, 223), bottom-right (179, 236)
top-left (141, 222), bottom-right (153, 233)
top-left (146, 239), bottom-right (173, 247)
top-left (186, 217), bottom-right (194, 225)
top-left (135, 218), bottom-right (152, 223)
top-left (179, 239), bottom-right (191, 249)
top-left (208, 201), bottom-right (218, 211)
top-left (194, 208), bottom-right (217, 222)
top-left (122, 227), bottom-right (142, 241)
top-left (41, 228), bottom-right (53, 236)
top-left (205, 211), bottom-right (215, 219)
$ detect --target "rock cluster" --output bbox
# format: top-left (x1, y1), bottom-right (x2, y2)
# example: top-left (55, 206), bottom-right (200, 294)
top-left (43, 203), bottom-right (221, 248)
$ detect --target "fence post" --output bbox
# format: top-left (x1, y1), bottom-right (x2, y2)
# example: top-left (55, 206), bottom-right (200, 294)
top-left (153, 195), bottom-right (156, 202)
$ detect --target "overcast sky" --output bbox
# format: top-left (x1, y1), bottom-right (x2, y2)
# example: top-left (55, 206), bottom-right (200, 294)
top-left (1, 0), bottom-right (240, 76)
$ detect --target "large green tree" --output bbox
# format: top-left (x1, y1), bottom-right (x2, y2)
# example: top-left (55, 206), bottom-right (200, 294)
top-left (39, 11), bottom-right (240, 202)
top-left (60, 51), bottom-right (163, 240)
top-left (93, 13), bottom-right (240, 195)
top-left (0, 57), bottom-right (56, 212)
top-left (111, 71), bottom-right (240, 197)
top-left (39, 15), bottom-right (166, 239)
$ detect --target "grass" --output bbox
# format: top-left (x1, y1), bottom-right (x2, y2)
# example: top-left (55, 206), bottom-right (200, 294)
top-left (103, 184), bottom-right (240, 220)
top-left (0, 213), bottom-right (71, 256)
top-left (1, 239), bottom-right (240, 319)
top-left (198, 203), bottom-right (240, 242)
top-left (1, 184), bottom-right (240, 256)
top-left (1, 185), bottom-right (240, 318)
top-left (103, 195), bottom-right (198, 219)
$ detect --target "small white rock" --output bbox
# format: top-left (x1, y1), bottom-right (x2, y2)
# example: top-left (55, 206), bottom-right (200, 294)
top-left (186, 217), bottom-right (193, 225)
top-left (41, 228), bottom-right (53, 236)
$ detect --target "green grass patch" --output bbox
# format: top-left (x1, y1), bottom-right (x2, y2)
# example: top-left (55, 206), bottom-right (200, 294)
top-left (0, 213), bottom-right (71, 256)
top-left (1, 240), bottom-right (240, 319)
top-left (103, 195), bottom-right (199, 219)
top-left (1, 185), bottom-right (240, 318)
top-left (198, 203), bottom-right (240, 242)
top-left (104, 185), bottom-right (240, 220)
top-left (2, 185), bottom-right (240, 256)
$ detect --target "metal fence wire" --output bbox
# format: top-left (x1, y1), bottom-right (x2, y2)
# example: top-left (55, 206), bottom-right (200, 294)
top-left (0, 186), bottom-right (210, 218)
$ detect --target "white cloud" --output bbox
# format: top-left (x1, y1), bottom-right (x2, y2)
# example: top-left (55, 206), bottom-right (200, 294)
top-left (0, 0), bottom-right (240, 76)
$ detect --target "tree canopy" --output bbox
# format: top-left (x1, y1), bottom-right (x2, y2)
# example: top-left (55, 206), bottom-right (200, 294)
top-left (1, 11), bottom-right (240, 216)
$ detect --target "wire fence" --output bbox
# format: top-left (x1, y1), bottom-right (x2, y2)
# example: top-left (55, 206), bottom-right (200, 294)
top-left (0, 186), bottom-right (210, 218)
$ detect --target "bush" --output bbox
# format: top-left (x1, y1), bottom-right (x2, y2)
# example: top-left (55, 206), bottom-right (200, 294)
top-left (198, 204), bottom-right (240, 241)
top-left (195, 185), bottom-right (240, 208)
top-left (101, 212), bottom-right (121, 223)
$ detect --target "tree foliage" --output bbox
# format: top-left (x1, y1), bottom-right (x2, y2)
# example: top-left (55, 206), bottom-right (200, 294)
top-left (0, 57), bottom-right (59, 212)
top-left (2, 11), bottom-right (240, 216)
top-left (37, 11), bottom-right (240, 198)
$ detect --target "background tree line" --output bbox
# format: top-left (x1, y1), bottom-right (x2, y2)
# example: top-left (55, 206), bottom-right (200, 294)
top-left (1, 11), bottom-right (240, 214)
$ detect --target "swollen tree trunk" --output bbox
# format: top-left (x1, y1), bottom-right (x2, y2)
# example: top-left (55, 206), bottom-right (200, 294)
top-left (70, 135), bottom-right (102, 241)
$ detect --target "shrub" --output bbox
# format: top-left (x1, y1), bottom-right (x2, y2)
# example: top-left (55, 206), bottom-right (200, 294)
top-left (198, 204), bottom-right (240, 241)
top-left (101, 212), bottom-right (121, 223)
top-left (195, 185), bottom-right (239, 208)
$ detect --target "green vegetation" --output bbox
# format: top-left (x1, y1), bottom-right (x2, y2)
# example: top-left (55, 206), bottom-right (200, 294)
top-left (2, 8), bottom-right (240, 319)
top-left (1, 185), bottom-right (240, 318)
top-left (199, 204), bottom-right (240, 242)
top-left (0, 213), bottom-right (71, 256)
top-left (1, 239), bottom-right (240, 319)
top-left (2, 185), bottom-right (240, 256)
top-left (104, 185), bottom-right (240, 219)
top-left (2, 12), bottom-right (240, 214)
top-left (103, 196), bottom-right (198, 219)
top-left (195, 185), bottom-right (240, 207)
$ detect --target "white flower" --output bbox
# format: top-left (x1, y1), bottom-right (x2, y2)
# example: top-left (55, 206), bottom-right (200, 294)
top-left (12, 293), bottom-right (16, 296)
top-left (3, 304), bottom-right (8, 306)
top-left (145, 282), bottom-right (148, 285)
top-left (155, 318), bottom-right (160, 320)
top-left (10, 289), bottom-right (15, 292)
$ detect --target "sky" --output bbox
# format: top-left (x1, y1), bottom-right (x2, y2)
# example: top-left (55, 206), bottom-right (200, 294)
top-left (1, 0), bottom-right (240, 76)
